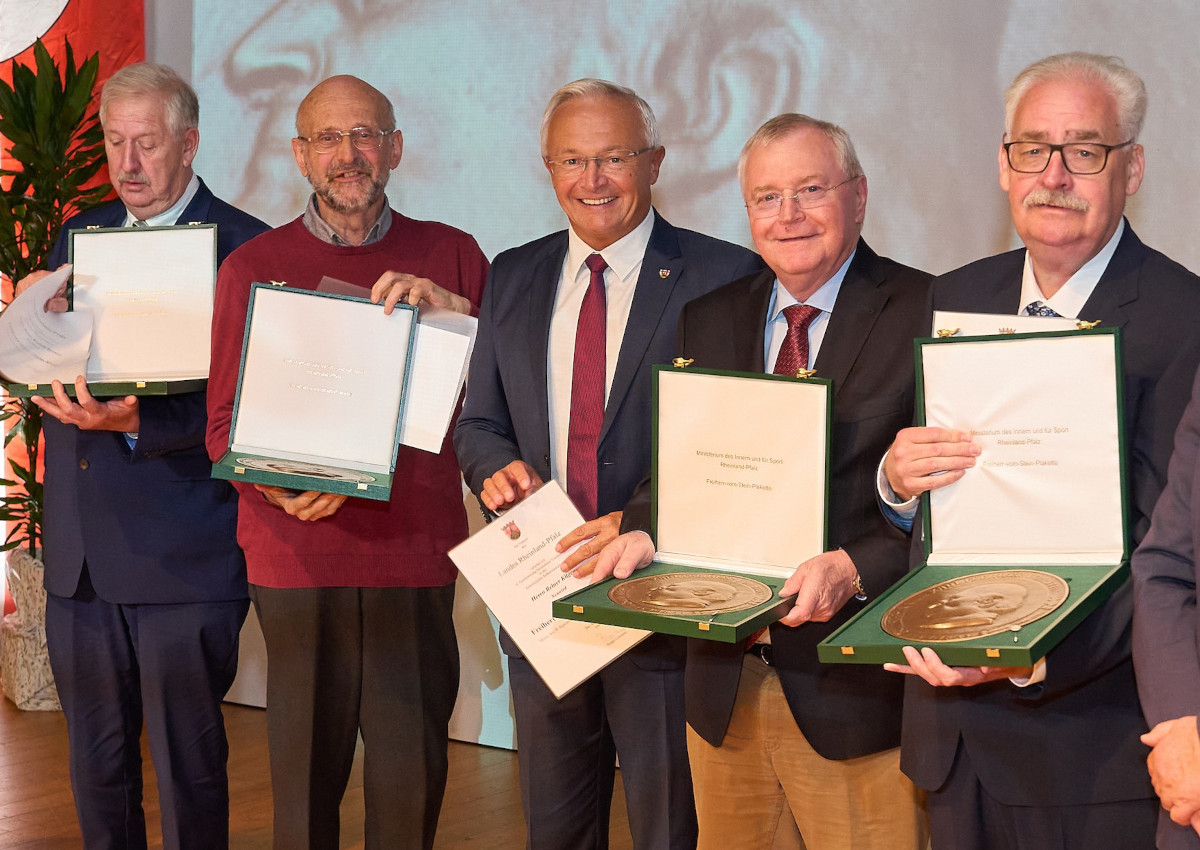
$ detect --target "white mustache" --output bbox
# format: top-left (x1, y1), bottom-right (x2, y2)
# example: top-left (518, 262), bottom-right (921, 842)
top-left (1024, 188), bottom-right (1089, 212)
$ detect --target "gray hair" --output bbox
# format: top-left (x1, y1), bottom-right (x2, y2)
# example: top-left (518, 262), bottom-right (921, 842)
top-left (737, 113), bottom-right (864, 190)
top-left (1004, 52), bottom-right (1147, 141)
top-left (100, 63), bottom-right (199, 137)
top-left (539, 78), bottom-right (660, 154)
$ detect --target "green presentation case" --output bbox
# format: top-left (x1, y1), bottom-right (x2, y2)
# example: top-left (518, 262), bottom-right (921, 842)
top-left (211, 283), bottom-right (417, 501)
top-left (819, 328), bottom-right (1129, 666)
top-left (553, 365), bottom-right (832, 644)
top-left (6, 223), bottom-right (217, 398)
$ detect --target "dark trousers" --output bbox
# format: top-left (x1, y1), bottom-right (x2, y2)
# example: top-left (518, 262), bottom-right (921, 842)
top-left (928, 741), bottom-right (1158, 850)
top-left (508, 648), bottom-right (696, 850)
top-left (45, 565), bottom-right (248, 850)
top-left (250, 583), bottom-right (459, 850)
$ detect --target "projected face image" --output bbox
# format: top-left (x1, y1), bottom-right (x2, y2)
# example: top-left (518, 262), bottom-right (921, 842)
top-left (199, 0), bottom-right (1014, 267)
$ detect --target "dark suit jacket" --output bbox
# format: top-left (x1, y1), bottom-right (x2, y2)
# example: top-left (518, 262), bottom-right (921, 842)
top-left (623, 239), bottom-right (932, 759)
top-left (42, 178), bottom-right (269, 603)
top-left (1133, 361), bottom-right (1200, 850)
top-left (901, 223), bottom-right (1200, 807)
top-left (454, 211), bottom-right (762, 662)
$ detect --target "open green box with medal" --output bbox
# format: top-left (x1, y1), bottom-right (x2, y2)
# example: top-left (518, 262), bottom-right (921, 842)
top-left (211, 283), bottom-right (416, 501)
top-left (6, 223), bottom-right (217, 397)
top-left (818, 327), bottom-right (1128, 667)
top-left (553, 364), bottom-right (831, 643)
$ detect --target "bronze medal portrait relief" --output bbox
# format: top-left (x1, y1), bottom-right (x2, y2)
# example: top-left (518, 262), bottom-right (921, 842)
top-left (881, 569), bottom-right (1070, 642)
top-left (609, 572), bottom-right (773, 616)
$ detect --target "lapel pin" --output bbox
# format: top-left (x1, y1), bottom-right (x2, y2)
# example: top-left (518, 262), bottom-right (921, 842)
top-left (659, 269), bottom-right (671, 279)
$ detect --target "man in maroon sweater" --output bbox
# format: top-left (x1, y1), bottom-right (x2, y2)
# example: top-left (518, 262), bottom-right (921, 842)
top-left (206, 75), bottom-right (487, 850)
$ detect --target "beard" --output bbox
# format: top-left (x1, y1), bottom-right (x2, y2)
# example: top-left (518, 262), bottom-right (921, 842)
top-left (308, 157), bottom-right (387, 214)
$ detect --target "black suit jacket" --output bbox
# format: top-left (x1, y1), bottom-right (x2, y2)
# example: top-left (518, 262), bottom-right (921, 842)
top-left (624, 240), bottom-right (932, 759)
top-left (42, 179), bottom-right (269, 603)
top-left (901, 223), bottom-right (1200, 806)
top-left (455, 211), bottom-right (763, 663)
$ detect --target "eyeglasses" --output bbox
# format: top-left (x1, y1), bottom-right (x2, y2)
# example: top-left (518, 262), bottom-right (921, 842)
top-left (544, 147), bottom-right (655, 176)
top-left (745, 176), bottom-right (860, 219)
top-left (1003, 140), bottom-right (1133, 175)
top-left (296, 127), bottom-right (394, 154)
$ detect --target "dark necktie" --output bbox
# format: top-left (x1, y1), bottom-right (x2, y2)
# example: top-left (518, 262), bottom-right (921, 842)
top-left (566, 253), bottom-right (608, 519)
top-left (1023, 300), bottom-right (1061, 318)
top-left (773, 304), bottom-right (822, 375)
top-left (132, 219), bottom-right (148, 227)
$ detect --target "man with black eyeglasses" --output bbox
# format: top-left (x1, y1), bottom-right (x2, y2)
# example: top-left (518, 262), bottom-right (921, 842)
top-left (455, 79), bottom-right (760, 849)
top-left (879, 52), bottom-right (1200, 849)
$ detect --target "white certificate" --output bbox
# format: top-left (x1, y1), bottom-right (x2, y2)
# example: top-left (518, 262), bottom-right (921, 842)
top-left (448, 482), bottom-right (649, 698)
top-left (933, 310), bottom-right (1078, 337)
top-left (923, 332), bottom-right (1124, 566)
top-left (70, 225), bottom-right (216, 381)
top-left (0, 265), bottom-right (92, 384)
top-left (229, 286), bottom-right (413, 471)
top-left (654, 369), bottom-right (829, 578)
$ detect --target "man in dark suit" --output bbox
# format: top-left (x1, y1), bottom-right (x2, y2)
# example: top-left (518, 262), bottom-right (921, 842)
top-left (1134, 361), bottom-right (1200, 850)
top-left (15, 63), bottom-right (267, 850)
top-left (880, 52), bottom-right (1200, 849)
top-left (454, 79), bottom-right (760, 849)
top-left (595, 114), bottom-right (931, 850)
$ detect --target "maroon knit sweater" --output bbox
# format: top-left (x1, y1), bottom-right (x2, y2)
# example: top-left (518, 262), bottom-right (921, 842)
top-left (207, 213), bottom-right (488, 588)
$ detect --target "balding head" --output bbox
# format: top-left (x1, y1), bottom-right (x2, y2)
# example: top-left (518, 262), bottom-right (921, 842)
top-left (295, 75), bottom-right (395, 137)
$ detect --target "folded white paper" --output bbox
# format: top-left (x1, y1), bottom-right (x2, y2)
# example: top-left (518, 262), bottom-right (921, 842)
top-left (448, 482), bottom-right (648, 699)
top-left (0, 265), bottom-right (92, 384)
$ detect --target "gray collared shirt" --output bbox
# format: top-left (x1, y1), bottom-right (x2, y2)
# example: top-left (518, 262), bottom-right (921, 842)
top-left (301, 195), bottom-right (392, 246)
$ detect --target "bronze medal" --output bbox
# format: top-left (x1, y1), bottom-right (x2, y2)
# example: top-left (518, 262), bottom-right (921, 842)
top-left (609, 572), bottom-right (772, 616)
top-left (881, 569), bottom-right (1069, 642)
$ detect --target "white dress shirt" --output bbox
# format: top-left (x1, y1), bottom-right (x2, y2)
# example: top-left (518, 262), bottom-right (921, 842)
top-left (547, 210), bottom-right (655, 492)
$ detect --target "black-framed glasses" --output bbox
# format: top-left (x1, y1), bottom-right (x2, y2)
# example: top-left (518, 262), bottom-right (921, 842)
top-left (544, 147), bottom-right (655, 176)
top-left (296, 127), bottom-right (395, 154)
top-left (1003, 139), bottom-right (1133, 175)
top-left (744, 176), bottom-right (860, 219)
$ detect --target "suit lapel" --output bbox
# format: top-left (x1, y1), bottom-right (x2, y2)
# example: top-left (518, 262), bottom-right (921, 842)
top-left (600, 213), bottom-right (683, 440)
top-left (724, 270), bottom-right (774, 373)
top-left (813, 241), bottom-right (889, 394)
top-left (526, 236), bottom-right (568, 433)
top-left (1078, 224), bottom-right (1144, 330)
top-left (178, 178), bottom-right (214, 223)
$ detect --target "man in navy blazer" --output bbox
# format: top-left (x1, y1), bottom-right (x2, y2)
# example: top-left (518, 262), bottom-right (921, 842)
top-left (16, 64), bottom-right (267, 850)
top-left (880, 53), bottom-right (1200, 849)
top-left (454, 79), bottom-right (760, 849)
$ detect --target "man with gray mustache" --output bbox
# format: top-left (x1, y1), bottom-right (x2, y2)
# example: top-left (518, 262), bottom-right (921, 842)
top-left (878, 52), bottom-right (1200, 848)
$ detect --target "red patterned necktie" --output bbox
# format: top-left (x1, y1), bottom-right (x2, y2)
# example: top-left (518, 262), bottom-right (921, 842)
top-left (773, 304), bottom-right (822, 375)
top-left (566, 253), bottom-right (608, 519)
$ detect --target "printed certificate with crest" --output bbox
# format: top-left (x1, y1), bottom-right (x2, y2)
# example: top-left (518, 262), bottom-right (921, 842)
top-left (449, 482), bottom-right (649, 698)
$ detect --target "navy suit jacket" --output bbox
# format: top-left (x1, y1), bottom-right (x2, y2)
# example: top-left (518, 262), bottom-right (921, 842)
top-left (41, 178), bottom-right (269, 603)
top-left (1133, 361), bottom-right (1200, 850)
top-left (902, 223), bottom-right (1200, 807)
top-left (622, 240), bottom-right (932, 759)
top-left (454, 212), bottom-right (762, 661)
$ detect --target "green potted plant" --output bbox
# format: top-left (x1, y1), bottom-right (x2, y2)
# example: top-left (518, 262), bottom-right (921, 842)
top-left (0, 38), bottom-right (111, 709)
